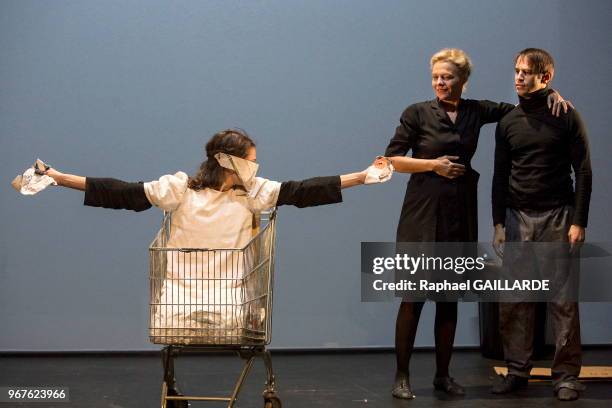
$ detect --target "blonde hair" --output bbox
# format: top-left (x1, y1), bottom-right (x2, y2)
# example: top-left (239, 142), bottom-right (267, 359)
top-left (430, 48), bottom-right (472, 82)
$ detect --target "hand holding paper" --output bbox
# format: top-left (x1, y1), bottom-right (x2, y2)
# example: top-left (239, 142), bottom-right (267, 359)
top-left (364, 156), bottom-right (394, 184)
top-left (12, 159), bottom-right (57, 195)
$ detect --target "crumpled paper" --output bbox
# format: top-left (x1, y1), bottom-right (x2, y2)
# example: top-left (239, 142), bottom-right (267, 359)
top-left (364, 156), bottom-right (394, 184)
top-left (214, 152), bottom-right (259, 192)
top-left (12, 159), bottom-right (57, 195)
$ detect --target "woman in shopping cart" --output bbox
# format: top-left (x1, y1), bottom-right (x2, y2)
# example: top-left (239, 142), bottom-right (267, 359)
top-left (33, 128), bottom-right (392, 407)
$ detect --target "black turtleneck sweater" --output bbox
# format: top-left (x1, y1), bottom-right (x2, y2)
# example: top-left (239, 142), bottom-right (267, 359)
top-left (492, 87), bottom-right (592, 227)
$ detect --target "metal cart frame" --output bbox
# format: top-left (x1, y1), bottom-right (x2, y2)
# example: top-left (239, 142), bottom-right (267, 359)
top-left (149, 210), bottom-right (280, 408)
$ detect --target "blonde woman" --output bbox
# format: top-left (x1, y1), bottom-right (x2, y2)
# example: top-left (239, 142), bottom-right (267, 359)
top-left (383, 49), bottom-right (571, 399)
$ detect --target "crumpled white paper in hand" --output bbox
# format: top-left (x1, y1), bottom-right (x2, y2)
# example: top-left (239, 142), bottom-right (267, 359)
top-left (364, 157), bottom-right (394, 184)
top-left (12, 159), bottom-right (57, 195)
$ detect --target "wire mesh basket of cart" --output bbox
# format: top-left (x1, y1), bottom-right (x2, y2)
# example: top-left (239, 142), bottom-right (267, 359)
top-left (149, 209), bottom-right (280, 408)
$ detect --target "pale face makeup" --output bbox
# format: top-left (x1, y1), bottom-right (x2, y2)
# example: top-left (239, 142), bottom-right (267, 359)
top-left (431, 61), bottom-right (465, 103)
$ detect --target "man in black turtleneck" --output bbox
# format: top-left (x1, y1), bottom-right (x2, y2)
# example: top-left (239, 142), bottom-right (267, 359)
top-left (490, 48), bottom-right (592, 401)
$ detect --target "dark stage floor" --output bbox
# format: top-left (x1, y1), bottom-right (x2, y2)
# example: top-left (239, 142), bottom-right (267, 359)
top-left (1, 349), bottom-right (611, 407)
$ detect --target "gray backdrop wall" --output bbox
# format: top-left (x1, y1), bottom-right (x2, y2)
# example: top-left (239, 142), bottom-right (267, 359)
top-left (2, 0), bottom-right (611, 351)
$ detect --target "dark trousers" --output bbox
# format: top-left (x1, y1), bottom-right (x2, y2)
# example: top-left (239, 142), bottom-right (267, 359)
top-left (499, 206), bottom-right (582, 388)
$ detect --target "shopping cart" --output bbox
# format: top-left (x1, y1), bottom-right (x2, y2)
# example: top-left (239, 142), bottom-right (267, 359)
top-left (149, 209), bottom-right (281, 408)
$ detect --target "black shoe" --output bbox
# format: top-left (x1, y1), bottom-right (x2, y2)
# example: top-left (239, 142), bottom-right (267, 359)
top-left (166, 387), bottom-right (189, 408)
top-left (392, 371), bottom-right (415, 399)
top-left (491, 374), bottom-right (528, 394)
top-left (433, 376), bottom-right (465, 396)
top-left (556, 387), bottom-right (579, 401)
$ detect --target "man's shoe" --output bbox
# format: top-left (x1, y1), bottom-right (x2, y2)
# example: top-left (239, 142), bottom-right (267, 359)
top-left (392, 371), bottom-right (415, 399)
top-left (491, 374), bottom-right (528, 394)
top-left (554, 381), bottom-right (585, 401)
top-left (556, 387), bottom-right (579, 401)
top-left (433, 376), bottom-right (465, 396)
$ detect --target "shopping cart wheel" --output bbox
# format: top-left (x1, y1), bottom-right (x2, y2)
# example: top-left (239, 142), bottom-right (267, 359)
top-left (263, 390), bottom-right (281, 408)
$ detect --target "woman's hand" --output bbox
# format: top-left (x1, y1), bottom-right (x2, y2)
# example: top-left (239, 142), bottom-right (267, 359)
top-left (547, 90), bottom-right (574, 117)
top-left (44, 167), bottom-right (62, 181)
top-left (41, 167), bottom-right (86, 191)
top-left (431, 155), bottom-right (465, 179)
top-left (373, 156), bottom-right (388, 168)
top-left (364, 156), bottom-right (394, 184)
top-left (340, 157), bottom-right (394, 188)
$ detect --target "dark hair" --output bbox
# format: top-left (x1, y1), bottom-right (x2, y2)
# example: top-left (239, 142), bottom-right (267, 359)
top-left (188, 128), bottom-right (256, 191)
top-left (514, 48), bottom-right (555, 75)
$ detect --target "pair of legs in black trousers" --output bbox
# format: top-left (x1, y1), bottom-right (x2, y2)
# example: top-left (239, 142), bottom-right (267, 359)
top-left (495, 206), bottom-right (583, 400)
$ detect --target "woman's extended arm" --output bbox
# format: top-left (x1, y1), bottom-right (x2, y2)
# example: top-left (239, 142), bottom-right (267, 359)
top-left (339, 171), bottom-right (366, 188)
top-left (386, 155), bottom-right (465, 179)
top-left (43, 168), bottom-right (152, 212)
top-left (339, 156), bottom-right (394, 187)
top-left (274, 159), bottom-right (390, 208)
top-left (46, 168), bottom-right (86, 190)
top-left (274, 172), bottom-right (365, 208)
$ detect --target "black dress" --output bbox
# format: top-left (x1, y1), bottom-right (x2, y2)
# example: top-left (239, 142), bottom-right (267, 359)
top-left (385, 99), bottom-right (515, 242)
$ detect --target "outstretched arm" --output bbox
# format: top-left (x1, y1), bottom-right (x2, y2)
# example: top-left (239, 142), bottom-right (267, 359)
top-left (339, 171), bottom-right (366, 188)
top-left (275, 158), bottom-right (391, 208)
top-left (42, 167), bottom-right (152, 212)
top-left (276, 176), bottom-right (342, 208)
top-left (340, 156), bottom-right (395, 187)
top-left (275, 172), bottom-right (364, 208)
top-left (45, 168), bottom-right (86, 191)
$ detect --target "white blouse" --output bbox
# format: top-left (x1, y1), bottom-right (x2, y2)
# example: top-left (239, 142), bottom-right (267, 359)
top-left (144, 171), bottom-right (281, 249)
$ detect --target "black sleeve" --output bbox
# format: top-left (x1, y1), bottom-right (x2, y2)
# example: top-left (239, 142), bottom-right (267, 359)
top-left (491, 123), bottom-right (511, 226)
top-left (276, 176), bottom-right (342, 208)
top-left (568, 110), bottom-right (592, 227)
top-left (478, 100), bottom-right (516, 124)
top-left (384, 105), bottom-right (419, 157)
top-left (84, 177), bottom-right (152, 212)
